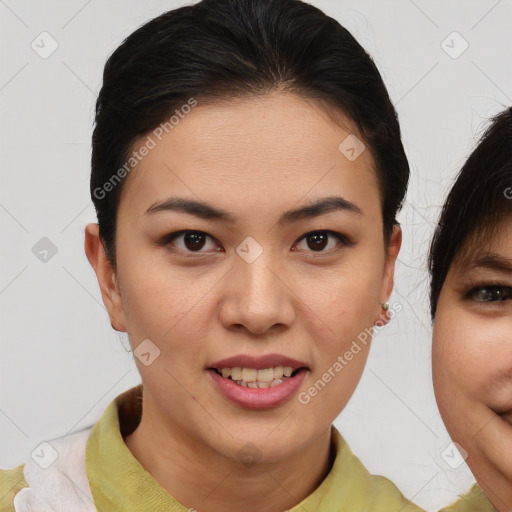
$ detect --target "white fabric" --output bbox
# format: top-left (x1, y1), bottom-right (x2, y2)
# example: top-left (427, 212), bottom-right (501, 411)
top-left (13, 427), bottom-right (96, 512)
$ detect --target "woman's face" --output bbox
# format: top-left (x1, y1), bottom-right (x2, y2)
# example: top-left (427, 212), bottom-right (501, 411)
top-left (91, 91), bottom-right (400, 465)
top-left (433, 219), bottom-right (512, 510)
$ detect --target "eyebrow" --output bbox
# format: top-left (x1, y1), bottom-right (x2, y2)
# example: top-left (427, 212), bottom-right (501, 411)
top-left (144, 195), bottom-right (362, 225)
top-left (465, 253), bottom-right (512, 274)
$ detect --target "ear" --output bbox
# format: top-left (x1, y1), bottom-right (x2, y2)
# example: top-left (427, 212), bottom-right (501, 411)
top-left (84, 223), bottom-right (127, 332)
top-left (374, 224), bottom-right (402, 327)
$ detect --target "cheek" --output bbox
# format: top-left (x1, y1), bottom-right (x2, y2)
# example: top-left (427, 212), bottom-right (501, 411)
top-left (309, 264), bottom-right (381, 336)
top-left (433, 309), bottom-right (512, 411)
top-left (433, 311), bottom-right (484, 396)
top-left (115, 243), bottom-right (208, 348)
top-left (305, 266), bottom-right (379, 394)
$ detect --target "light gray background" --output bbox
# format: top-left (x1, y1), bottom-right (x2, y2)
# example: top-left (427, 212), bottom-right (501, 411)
top-left (1, 1), bottom-right (511, 510)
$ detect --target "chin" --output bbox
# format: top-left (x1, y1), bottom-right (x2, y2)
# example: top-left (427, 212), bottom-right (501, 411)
top-left (219, 426), bottom-right (312, 465)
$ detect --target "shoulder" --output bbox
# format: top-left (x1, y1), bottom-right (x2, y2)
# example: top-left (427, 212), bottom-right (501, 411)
top-left (364, 473), bottom-right (426, 511)
top-left (438, 483), bottom-right (497, 512)
top-left (0, 465), bottom-right (28, 512)
top-left (0, 427), bottom-right (96, 512)
top-left (370, 475), bottom-right (425, 512)
top-left (329, 427), bottom-right (426, 511)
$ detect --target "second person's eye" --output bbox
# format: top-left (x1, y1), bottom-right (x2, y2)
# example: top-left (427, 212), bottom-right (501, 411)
top-left (470, 286), bottom-right (512, 302)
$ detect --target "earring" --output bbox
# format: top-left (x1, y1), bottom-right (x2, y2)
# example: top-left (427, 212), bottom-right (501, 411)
top-left (382, 302), bottom-right (389, 311)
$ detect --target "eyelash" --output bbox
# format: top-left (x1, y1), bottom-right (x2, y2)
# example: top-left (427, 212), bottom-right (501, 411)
top-left (158, 229), bottom-right (352, 257)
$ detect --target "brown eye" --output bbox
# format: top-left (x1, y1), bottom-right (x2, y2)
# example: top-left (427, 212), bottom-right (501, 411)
top-left (306, 232), bottom-right (329, 251)
top-left (471, 286), bottom-right (512, 302)
top-left (182, 232), bottom-right (207, 251)
top-left (162, 230), bottom-right (221, 253)
top-left (294, 231), bottom-right (350, 253)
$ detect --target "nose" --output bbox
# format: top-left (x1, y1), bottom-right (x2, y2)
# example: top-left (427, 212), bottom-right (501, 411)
top-left (219, 248), bottom-right (295, 337)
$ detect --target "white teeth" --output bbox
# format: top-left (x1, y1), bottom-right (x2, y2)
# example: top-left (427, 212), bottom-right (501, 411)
top-left (283, 366), bottom-right (293, 377)
top-left (233, 379), bottom-right (283, 388)
top-left (257, 368), bottom-right (274, 382)
top-left (216, 365), bottom-right (301, 387)
top-left (242, 368), bottom-right (258, 382)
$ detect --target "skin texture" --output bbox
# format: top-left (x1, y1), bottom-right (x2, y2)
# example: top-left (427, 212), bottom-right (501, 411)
top-left (85, 91), bottom-right (401, 512)
top-left (433, 219), bottom-right (512, 511)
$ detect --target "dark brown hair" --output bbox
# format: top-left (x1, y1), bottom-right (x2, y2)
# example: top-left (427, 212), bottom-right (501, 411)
top-left (429, 106), bottom-right (512, 318)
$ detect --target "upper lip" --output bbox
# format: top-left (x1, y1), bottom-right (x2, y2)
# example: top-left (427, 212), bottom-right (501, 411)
top-left (209, 353), bottom-right (309, 370)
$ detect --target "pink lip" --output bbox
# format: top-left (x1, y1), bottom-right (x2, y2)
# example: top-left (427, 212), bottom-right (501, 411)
top-left (208, 368), bottom-right (308, 409)
top-left (209, 353), bottom-right (309, 370)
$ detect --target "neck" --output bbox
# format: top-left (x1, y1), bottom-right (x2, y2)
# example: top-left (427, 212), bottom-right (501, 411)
top-left (124, 391), bottom-right (333, 512)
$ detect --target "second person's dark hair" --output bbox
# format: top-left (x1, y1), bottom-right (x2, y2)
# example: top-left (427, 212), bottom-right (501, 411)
top-left (90, 0), bottom-right (409, 269)
top-left (429, 106), bottom-right (512, 319)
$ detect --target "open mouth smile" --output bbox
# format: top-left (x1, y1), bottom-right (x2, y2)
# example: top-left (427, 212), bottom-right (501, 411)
top-left (207, 354), bottom-right (309, 409)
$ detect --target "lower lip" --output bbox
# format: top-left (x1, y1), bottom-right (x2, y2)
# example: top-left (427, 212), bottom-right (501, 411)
top-left (208, 368), bottom-right (308, 409)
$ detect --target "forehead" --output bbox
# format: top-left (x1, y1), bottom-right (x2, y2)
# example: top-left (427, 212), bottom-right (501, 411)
top-left (118, 91), bottom-right (381, 221)
top-left (451, 218), bottom-right (512, 278)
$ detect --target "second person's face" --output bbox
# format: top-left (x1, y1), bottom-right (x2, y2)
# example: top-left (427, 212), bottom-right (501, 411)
top-left (433, 218), bottom-right (512, 511)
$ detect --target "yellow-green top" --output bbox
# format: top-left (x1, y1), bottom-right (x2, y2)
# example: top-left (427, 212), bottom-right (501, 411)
top-left (0, 385), bottom-right (496, 511)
